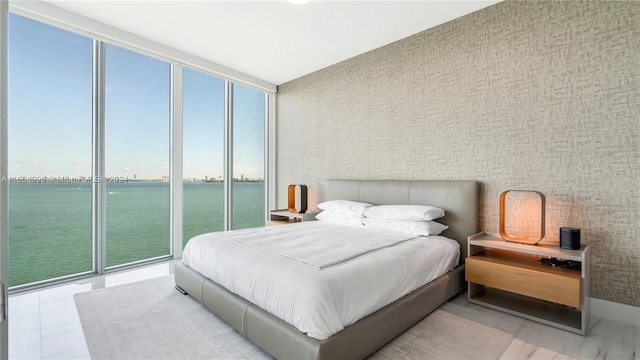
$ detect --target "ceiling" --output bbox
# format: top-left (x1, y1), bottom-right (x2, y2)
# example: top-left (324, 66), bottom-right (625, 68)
top-left (42, 0), bottom-right (500, 86)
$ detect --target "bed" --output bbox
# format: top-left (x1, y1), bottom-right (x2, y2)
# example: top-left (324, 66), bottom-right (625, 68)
top-left (175, 179), bottom-right (478, 360)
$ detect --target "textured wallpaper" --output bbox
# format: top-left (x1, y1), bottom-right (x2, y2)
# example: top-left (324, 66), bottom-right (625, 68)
top-left (276, 1), bottom-right (639, 307)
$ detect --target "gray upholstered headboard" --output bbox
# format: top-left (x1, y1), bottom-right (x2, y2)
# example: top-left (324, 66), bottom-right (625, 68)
top-left (324, 180), bottom-right (478, 262)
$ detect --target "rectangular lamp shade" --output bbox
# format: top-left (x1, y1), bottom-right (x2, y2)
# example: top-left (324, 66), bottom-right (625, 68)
top-left (288, 184), bottom-right (308, 213)
top-left (499, 190), bottom-right (545, 245)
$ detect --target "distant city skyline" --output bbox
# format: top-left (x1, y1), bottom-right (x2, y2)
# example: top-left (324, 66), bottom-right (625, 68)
top-left (2, 175), bottom-right (264, 184)
top-left (8, 13), bottom-right (265, 181)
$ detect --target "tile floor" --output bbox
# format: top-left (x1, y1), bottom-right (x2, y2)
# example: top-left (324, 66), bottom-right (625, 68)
top-left (442, 295), bottom-right (639, 360)
top-left (8, 261), bottom-right (176, 359)
top-left (6, 262), bottom-right (640, 360)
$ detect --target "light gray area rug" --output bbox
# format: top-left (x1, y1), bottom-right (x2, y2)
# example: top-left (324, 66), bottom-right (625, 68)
top-left (75, 276), bottom-right (270, 360)
top-left (368, 310), bottom-right (513, 360)
top-left (75, 275), bottom-right (515, 360)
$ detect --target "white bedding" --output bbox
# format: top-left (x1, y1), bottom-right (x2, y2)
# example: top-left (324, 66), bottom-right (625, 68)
top-left (182, 221), bottom-right (459, 340)
top-left (218, 221), bottom-right (417, 269)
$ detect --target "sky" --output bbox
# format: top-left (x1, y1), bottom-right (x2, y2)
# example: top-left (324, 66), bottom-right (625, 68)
top-left (8, 13), bottom-right (265, 181)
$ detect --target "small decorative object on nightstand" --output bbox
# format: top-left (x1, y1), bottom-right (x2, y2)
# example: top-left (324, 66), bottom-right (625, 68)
top-left (465, 232), bottom-right (590, 335)
top-left (266, 209), bottom-right (318, 226)
top-left (560, 227), bottom-right (581, 250)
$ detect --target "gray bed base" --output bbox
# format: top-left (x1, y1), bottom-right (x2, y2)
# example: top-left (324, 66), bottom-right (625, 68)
top-left (175, 180), bottom-right (478, 360)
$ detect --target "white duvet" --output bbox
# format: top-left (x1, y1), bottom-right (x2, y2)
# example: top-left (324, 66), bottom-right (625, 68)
top-left (182, 221), bottom-right (459, 340)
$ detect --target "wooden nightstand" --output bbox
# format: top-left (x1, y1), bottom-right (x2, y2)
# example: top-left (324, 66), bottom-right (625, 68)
top-left (466, 232), bottom-right (590, 335)
top-left (266, 209), bottom-right (319, 226)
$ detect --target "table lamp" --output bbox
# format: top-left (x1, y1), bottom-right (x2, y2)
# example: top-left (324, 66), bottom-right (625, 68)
top-left (499, 190), bottom-right (545, 245)
top-left (288, 184), bottom-right (308, 213)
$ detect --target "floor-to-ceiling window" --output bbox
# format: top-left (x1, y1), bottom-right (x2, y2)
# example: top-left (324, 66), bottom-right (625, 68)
top-left (104, 44), bottom-right (171, 267)
top-left (232, 83), bottom-right (265, 230)
top-left (182, 72), bottom-right (267, 237)
top-left (182, 68), bottom-right (224, 245)
top-left (7, 14), bottom-right (93, 286)
top-left (6, 11), bottom-right (271, 289)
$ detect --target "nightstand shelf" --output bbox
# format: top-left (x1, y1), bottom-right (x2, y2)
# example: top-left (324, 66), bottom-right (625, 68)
top-left (471, 288), bottom-right (582, 331)
top-left (466, 232), bottom-right (590, 335)
top-left (267, 209), bottom-right (318, 226)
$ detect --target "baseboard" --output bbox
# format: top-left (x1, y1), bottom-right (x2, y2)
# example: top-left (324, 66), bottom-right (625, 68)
top-left (590, 297), bottom-right (640, 327)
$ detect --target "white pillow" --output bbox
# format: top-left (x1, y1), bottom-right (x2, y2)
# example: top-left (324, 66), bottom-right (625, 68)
top-left (363, 218), bottom-right (449, 236)
top-left (315, 211), bottom-right (364, 226)
top-left (316, 200), bottom-right (373, 216)
top-left (363, 205), bottom-right (445, 221)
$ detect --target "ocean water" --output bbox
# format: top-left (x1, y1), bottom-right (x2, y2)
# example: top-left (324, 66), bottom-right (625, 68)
top-left (8, 181), bottom-right (264, 286)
